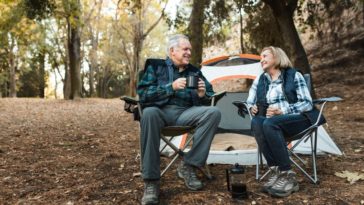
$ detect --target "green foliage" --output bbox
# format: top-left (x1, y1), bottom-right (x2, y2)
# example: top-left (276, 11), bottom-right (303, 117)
top-left (203, 0), bottom-right (232, 44)
top-left (22, 0), bottom-right (55, 20)
top-left (166, 0), bottom-right (233, 48)
top-left (242, 2), bottom-right (286, 53)
top-left (165, 2), bottom-right (191, 34)
top-left (0, 1), bottom-right (24, 32)
top-left (18, 66), bottom-right (48, 97)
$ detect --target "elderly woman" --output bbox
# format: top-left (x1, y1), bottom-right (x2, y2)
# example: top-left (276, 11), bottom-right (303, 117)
top-left (247, 46), bottom-right (318, 197)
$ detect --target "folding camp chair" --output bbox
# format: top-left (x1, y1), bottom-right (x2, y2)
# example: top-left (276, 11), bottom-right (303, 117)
top-left (121, 59), bottom-right (226, 179)
top-left (233, 74), bottom-right (342, 184)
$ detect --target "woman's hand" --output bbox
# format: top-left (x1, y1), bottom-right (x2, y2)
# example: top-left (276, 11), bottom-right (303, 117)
top-left (250, 105), bottom-right (258, 116)
top-left (266, 106), bottom-right (283, 117)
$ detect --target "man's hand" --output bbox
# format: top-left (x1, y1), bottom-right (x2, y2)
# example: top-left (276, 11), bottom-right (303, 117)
top-left (250, 105), bottom-right (258, 116)
top-left (197, 79), bottom-right (206, 98)
top-left (266, 106), bottom-right (283, 117)
top-left (172, 78), bottom-right (186, 90)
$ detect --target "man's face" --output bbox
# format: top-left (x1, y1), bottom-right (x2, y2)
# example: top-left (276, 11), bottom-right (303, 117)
top-left (170, 38), bottom-right (192, 67)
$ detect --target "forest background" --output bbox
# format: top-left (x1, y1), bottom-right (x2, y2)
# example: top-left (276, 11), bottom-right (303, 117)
top-left (1, 0), bottom-right (364, 204)
top-left (1, 0), bottom-right (362, 100)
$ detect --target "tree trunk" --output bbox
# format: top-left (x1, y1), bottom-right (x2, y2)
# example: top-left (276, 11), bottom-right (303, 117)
top-left (69, 26), bottom-right (81, 100)
top-left (131, 32), bottom-right (142, 97)
top-left (88, 60), bottom-right (95, 97)
top-left (188, 0), bottom-right (207, 67)
top-left (263, 0), bottom-right (314, 97)
top-left (9, 54), bottom-right (16, 98)
top-left (239, 6), bottom-right (244, 53)
top-left (89, 30), bottom-right (98, 97)
top-left (263, 0), bottom-right (310, 74)
top-left (63, 63), bottom-right (71, 99)
top-left (66, 0), bottom-right (82, 100)
top-left (96, 65), bottom-right (107, 98)
top-left (275, 15), bottom-right (310, 74)
top-left (54, 70), bottom-right (58, 99)
top-left (97, 76), bottom-right (103, 97)
top-left (8, 36), bottom-right (16, 98)
top-left (38, 52), bottom-right (46, 98)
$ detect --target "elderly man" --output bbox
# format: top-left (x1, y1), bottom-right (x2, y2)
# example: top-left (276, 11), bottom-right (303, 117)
top-left (137, 34), bottom-right (221, 205)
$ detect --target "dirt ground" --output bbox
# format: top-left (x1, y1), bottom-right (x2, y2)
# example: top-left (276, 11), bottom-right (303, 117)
top-left (0, 88), bottom-right (363, 205)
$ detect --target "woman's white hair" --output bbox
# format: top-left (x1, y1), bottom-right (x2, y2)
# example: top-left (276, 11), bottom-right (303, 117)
top-left (261, 46), bottom-right (293, 69)
top-left (166, 34), bottom-right (189, 57)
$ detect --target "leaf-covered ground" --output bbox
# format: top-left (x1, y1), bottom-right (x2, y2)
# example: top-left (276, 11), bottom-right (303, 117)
top-left (0, 95), bottom-right (363, 204)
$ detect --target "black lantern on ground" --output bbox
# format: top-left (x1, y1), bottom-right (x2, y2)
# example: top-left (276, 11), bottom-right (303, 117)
top-left (226, 163), bottom-right (248, 200)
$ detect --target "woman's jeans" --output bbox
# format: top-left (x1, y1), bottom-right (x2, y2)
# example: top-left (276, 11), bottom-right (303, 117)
top-left (251, 114), bottom-right (311, 171)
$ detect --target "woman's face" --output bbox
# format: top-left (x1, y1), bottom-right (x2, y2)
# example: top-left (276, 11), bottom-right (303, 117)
top-left (260, 49), bottom-right (276, 71)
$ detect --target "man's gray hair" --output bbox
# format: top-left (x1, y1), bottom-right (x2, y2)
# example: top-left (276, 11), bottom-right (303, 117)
top-left (166, 34), bottom-right (189, 57)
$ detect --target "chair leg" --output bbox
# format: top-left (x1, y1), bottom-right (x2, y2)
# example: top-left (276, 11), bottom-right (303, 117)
top-left (160, 134), bottom-right (194, 177)
top-left (311, 130), bottom-right (318, 183)
top-left (139, 132), bottom-right (142, 172)
top-left (160, 135), bottom-right (181, 154)
top-left (256, 147), bottom-right (270, 182)
top-left (161, 152), bottom-right (180, 177)
top-left (288, 130), bottom-right (319, 184)
top-left (289, 149), bottom-right (306, 165)
top-left (197, 164), bottom-right (214, 180)
top-left (160, 136), bottom-right (175, 154)
top-left (256, 147), bottom-right (260, 180)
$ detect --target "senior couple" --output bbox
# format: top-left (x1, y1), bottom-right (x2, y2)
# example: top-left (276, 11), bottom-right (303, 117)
top-left (137, 34), bottom-right (316, 204)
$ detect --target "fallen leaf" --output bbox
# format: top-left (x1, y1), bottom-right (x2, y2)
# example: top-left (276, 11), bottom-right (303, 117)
top-left (119, 164), bottom-right (125, 171)
top-left (133, 172), bottom-right (141, 177)
top-left (335, 171), bottom-right (364, 184)
top-left (120, 190), bottom-right (132, 194)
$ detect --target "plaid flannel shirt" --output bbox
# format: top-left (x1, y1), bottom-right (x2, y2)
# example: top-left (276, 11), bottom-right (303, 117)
top-left (247, 71), bottom-right (313, 115)
top-left (137, 58), bottom-right (214, 107)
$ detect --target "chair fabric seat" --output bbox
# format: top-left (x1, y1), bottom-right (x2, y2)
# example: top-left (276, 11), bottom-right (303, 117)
top-left (161, 126), bottom-right (195, 136)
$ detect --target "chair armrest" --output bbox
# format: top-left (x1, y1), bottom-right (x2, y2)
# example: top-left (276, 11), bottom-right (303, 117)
top-left (210, 91), bottom-right (227, 106)
top-left (313, 96), bottom-right (343, 104)
top-left (120, 96), bottom-right (141, 121)
top-left (232, 100), bottom-right (252, 119)
top-left (310, 96), bottom-right (342, 126)
top-left (120, 96), bottom-right (139, 105)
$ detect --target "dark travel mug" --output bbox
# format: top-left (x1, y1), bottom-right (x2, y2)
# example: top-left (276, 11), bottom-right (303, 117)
top-left (186, 75), bottom-right (199, 89)
top-left (256, 103), bottom-right (269, 117)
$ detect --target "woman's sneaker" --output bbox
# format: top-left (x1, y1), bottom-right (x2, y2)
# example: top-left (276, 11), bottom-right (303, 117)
top-left (268, 170), bottom-right (299, 197)
top-left (262, 166), bottom-right (279, 193)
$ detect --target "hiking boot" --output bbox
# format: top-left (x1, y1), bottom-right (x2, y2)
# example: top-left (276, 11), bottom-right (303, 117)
top-left (261, 166), bottom-right (279, 193)
top-left (177, 161), bottom-right (203, 191)
top-left (141, 180), bottom-right (160, 205)
top-left (268, 170), bottom-right (299, 197)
